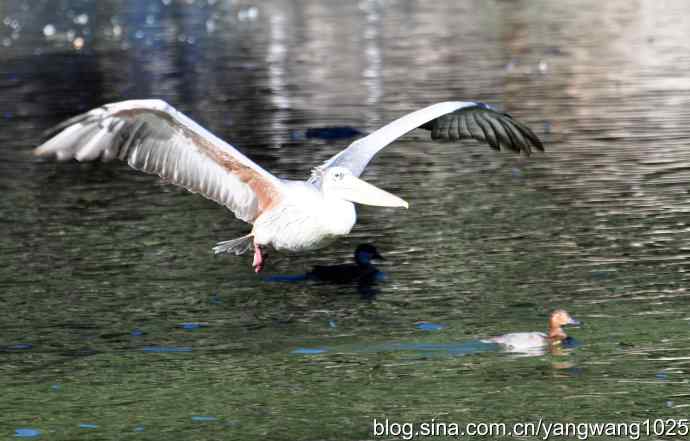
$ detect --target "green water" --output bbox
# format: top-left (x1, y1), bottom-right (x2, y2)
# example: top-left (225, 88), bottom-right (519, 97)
top-left (2, 0), bottom-right (690, 439)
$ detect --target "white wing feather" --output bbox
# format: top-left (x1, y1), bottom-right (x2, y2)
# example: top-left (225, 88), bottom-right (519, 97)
top-left (312, 101), bottom-right (474, 180)
top-left (310, 101), bottom-right (543, 184)
top-left (35, 99), bottom-right (284, 223)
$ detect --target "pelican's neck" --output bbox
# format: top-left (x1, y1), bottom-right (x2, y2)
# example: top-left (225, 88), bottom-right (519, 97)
top-left (320, 190), bottom-right (357, 236)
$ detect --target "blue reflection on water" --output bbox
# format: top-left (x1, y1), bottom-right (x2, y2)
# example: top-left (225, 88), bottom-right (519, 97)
top-left (15, 428), bottom-right (41, 438)
top-left (355, 341), bottom-right (498, 357)
top-left (177, 322), bottom-right (208, 330)
top-left (192, 416), bottom-right (218, 422)
top-left (291, 347), bottom-right (328, 355)
top-left (142, 346), bottom-right (193, 353)
top-left (415, 322), bottom-right (447, 331)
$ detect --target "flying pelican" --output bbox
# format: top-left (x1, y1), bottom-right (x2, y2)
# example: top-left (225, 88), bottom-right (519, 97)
top-left (34, 100), bottom-right (543, 272)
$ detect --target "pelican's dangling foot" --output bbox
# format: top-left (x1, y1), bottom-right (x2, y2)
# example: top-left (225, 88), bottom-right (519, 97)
top-left (253, 245), bottom-right (267, 273)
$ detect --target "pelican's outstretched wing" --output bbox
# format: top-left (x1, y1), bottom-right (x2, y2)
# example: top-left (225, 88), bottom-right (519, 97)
top-left (310, 101), bottom-right (543, 182)
top-left (34, 99), bottom-right (283, 223)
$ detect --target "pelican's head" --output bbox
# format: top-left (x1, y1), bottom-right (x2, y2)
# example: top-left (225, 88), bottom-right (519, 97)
top-left (320, 167), bottom-right (408, 208)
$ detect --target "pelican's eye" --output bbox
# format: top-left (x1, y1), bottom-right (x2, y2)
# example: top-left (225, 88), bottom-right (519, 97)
top-left (333, 171), bottom-right (344, 180)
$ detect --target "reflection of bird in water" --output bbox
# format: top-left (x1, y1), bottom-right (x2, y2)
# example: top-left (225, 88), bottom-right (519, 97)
top-left (34, 100), bottom-right (542, 272)
top-left (266, 244), bottom-right (385, 298)
top-left (482, 309), bottom-right (581, 356)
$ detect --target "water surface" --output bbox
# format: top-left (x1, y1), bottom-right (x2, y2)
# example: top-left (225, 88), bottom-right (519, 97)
top-left (2, 0), bottom-right (690, 439)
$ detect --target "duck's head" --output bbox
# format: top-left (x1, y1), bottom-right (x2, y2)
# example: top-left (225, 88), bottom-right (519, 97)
top-left (549, 309), bottom-right (581, 328)
top-left (320, 167), bottom-right (408, 208)
top-left (354, 244), bottom-right (383, 265)
top-left (548, 309), bottom-right (581, 341)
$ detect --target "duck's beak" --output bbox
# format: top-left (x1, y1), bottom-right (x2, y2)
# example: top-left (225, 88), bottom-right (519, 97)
top-left (567, 317), bottom-right (582, 326)
top-left (373, 251), bottom-right (384, 261)
top-left (337, 175), bottom-right (408, 208)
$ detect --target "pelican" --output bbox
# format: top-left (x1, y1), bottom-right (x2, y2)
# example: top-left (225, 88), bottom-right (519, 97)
top-left (34, 99), bottom-right (543, 272)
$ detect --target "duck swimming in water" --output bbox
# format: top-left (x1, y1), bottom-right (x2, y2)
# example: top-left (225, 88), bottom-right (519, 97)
top-left (306, 243), bottom-right (384, 284)
top-left (266, 244), bottom-right (384, 285)
top-left (482, 309), bottom-right (581, 355)
top-left (33, 100), bottom-right (542, 272)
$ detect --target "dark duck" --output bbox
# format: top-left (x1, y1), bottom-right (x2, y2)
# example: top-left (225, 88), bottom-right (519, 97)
top-left (307, 244), bottom-right (384, 284)
top-left (266, 244), bottom-right (386, 288)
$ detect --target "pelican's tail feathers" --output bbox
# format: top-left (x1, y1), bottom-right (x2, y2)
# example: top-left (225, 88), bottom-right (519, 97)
top-left (213, 234), bottom-right (253, 255)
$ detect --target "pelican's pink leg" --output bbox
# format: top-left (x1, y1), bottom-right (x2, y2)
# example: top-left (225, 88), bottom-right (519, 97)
top-left (253, 244), bottom-right (266, 273)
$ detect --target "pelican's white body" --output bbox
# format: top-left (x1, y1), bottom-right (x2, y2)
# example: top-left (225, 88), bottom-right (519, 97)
top-left (252, 180), bottom-right (356, 252)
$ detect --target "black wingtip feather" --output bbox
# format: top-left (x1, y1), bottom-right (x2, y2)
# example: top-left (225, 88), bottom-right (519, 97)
top-left (419, 103), bottom-right (544, 155)
top-left (507, 117), bottom-right (544, 152)
top-left (473, 112), bottom-right (499, 151)
top-left (498, 117), bottom-right (527, 155)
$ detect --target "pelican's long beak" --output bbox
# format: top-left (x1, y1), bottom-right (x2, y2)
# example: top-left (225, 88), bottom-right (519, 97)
top-left (338, 175), bottom-right (408, 208)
